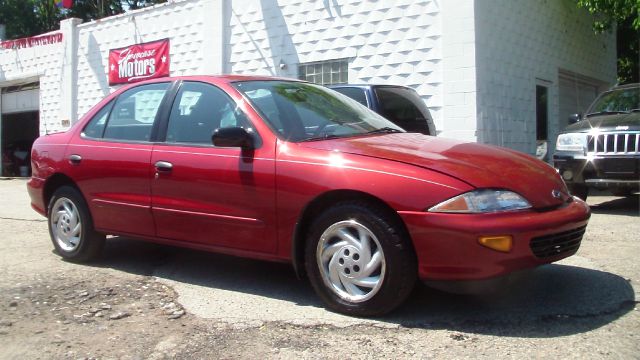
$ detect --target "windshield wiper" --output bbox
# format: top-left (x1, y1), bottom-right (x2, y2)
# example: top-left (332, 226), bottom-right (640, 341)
top-left (300, 134), bottom-right (345, 142)
top-left (366, 127), bottom-right (403, 135)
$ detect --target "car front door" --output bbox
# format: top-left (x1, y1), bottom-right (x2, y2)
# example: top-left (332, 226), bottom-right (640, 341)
top-left (66, 82), bottom-right (172, 236)
top-left (150, 81), bottom-right (277, 253)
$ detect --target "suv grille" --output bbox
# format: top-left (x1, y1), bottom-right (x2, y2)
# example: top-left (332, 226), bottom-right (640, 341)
top-left (587, 132), bottom-right (640, 155)
top-left (530, 225), bottom-right (586, 259)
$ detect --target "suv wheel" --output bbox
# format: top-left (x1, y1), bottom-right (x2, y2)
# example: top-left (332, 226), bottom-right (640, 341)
top-left (568, 184), bottom-right (588, 201)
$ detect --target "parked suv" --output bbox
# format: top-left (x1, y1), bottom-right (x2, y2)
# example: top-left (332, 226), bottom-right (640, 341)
top-left (330, 84), bottom-right (436, 136)
top-left (553, 83), bottom-right (640, 200)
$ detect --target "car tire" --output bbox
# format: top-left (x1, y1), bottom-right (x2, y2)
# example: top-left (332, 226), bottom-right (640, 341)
top-left (611, 188), bottom-right (633, 197)
top-left (568, 184), bottom-right (588, 201)
top-left (48, 186), bottom-right (105, 262)
top-left (305, 202), bottom-right (417, 316)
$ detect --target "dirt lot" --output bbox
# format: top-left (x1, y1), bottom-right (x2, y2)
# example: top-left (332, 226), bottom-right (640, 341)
top-left (0, 178), bottom-right (638, 359)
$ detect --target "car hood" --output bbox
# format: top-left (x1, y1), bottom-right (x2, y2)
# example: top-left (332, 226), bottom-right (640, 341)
top-left (564, 112), bottom-right (640, 132)
top-left (300, 133), bottom-right (570, 209)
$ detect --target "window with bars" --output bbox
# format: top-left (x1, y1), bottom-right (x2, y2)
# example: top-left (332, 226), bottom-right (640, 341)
top-left (298, 59), bottom-right (348, 85)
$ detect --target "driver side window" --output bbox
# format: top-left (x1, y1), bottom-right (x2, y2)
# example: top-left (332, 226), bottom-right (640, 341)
top-left (166, 82), bottom-right (251, 145)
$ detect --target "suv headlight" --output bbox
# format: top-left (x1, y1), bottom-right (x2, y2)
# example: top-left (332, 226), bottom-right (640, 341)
top-left (556, 133), bottom-right (587, 152)
top-left (428, 189), bottom-right (531, 213)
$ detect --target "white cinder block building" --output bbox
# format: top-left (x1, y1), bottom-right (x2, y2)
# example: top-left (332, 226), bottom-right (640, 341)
top-left (0, 0), bottom-right (616, 176)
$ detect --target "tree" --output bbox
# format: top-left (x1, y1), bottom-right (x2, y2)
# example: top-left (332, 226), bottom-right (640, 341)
top-left (0, 0), bottom-right (63, 39)
top-left (576, 0), bottom-right (640, 84)
top-left (0, 0), bottom-right (166, 40)
top-left (67, 0), bottom-right (166, 21)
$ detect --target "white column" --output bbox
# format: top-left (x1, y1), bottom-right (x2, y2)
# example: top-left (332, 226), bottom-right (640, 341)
top-left (200, 0), bottom-right (225, 75)
top-left (440, 0), bottom-right (478, 142)
top-left (59, 18), bottom-right (82, 127)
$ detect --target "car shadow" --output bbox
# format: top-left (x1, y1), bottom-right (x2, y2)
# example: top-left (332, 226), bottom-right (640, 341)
top-left (588, 194), bottom-right (639, 217)
top-left (94, 236), bottom-right (636, 338)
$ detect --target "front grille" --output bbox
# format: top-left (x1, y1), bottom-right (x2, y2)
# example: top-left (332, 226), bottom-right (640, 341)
top-left (588, 132), bottom-right (640, 155)
top-left (530, 225), bottom-right (586, 259)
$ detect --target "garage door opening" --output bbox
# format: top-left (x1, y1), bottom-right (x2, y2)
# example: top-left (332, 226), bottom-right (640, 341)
top-left (1, 111), bottom-right (39, 177)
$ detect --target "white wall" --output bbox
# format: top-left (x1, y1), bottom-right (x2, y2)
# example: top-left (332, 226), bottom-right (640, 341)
top-left (474, 0), bottom-right (617, 154)
top-left (0, 31), bottom-right (64, 133)
top-left (75, 0), bottom-right (223, 119)
top-left (226, 0), bottom-right (447, 132)
top-left (439, 0), bottom-right (477, 141)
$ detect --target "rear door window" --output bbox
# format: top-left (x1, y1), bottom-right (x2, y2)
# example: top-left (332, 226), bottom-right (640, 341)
top-left (102, 83), bottom-right (170, 142)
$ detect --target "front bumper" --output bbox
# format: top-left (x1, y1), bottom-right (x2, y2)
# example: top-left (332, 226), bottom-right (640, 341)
top-left (553, 154), bottom-right (640, 189)
top-left (399, 198), bottom-right (590, 281)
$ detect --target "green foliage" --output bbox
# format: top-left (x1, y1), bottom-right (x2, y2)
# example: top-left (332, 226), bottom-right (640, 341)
top-left (0, 0), bottom-right (166, 40)
top-left (576, 0), bottom-right (640, 84)
top-left (576, 0), bottom-right (640, 31)
top-left (68, 0), bottom-right (167, 21)
top-left (0, 0), bottom-right (62, 39)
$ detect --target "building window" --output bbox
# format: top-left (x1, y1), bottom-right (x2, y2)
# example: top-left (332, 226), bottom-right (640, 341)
top-left (536, 84), bottom-right (549, 160)
top-left (298, 59), bottom-right (348, 85)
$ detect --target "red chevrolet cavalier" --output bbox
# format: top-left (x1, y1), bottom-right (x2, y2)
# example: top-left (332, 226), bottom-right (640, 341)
top-left (28, 75), bottom-right (590, 316)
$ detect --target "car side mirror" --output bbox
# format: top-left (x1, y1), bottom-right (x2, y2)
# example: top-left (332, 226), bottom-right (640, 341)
top-left (568, 113), bottom-right (582, 124)
top-left (212, 127), bottom-right (254, 148)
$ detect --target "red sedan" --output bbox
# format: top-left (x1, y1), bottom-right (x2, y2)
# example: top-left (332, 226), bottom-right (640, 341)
top-left (27, 75), bottom-right (590, 316)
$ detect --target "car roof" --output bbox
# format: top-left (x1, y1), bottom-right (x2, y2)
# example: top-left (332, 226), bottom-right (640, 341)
top-left (122, 74), bottom-right (304, 85)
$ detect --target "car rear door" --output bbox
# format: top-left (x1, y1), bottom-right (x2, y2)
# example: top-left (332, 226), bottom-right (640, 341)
top-left (150, 81), bottom-right (277, 253)
top-left (66, 82), bottom-right (172, 237)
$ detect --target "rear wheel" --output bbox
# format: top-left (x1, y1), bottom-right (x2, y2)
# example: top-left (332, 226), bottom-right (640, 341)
top-left (48, 186), bottom-right (105, 262)
top-left (305, 202), bottom-right (416, 316)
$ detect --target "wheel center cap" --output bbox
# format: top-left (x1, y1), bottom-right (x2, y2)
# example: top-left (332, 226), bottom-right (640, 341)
top-left (338, 245), bottom-right (362, 278)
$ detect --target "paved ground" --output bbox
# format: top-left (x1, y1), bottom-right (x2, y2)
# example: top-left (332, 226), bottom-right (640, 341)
top-left (0, 178), bottom-right (638, 359)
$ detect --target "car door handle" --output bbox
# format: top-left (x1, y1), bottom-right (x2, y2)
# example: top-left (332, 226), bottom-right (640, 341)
top-left (69, 154), bottom-right (82, 165)
top-left (154, 161), bottom-right (173, 172)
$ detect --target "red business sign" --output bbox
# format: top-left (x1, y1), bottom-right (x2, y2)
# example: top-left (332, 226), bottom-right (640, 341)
top-left (108, 39), bottom-right (170, 85)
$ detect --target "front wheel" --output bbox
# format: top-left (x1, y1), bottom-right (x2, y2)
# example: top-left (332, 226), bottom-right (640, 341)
top-left (611, 188), bottom-right (633, 197)
top-left (568, 184), bottom-right (589, 201)
top-left (48, 186), bottom-right (105, 262)
top-left (305, 202), bottom-right (417, 316)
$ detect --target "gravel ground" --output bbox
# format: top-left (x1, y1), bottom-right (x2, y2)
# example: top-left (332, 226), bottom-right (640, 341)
top-left (0, 178), bottom-right (638, 359)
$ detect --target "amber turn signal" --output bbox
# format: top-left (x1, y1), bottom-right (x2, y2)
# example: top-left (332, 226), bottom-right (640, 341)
top-left (478, 235), bottom-right (513, 253)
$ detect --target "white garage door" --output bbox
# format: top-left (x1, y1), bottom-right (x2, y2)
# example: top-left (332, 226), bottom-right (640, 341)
top-left (558, 72), bottom-right (604, 127)
top-left (1, 87), bottom-right (39, 114)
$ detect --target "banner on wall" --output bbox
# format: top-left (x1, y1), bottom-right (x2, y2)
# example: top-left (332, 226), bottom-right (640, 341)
top-left (108, 39), bottom-right (170, 85)
top-left (0, 33), bottom-right (63, 50)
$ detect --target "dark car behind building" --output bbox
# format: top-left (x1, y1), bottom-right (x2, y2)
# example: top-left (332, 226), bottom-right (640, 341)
top-left (330, 84), bottom-right (437, 136)
top-left (553, 83), bottom-right (640, 200)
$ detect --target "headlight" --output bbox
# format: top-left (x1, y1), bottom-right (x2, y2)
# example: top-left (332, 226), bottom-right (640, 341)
top-left (428, 189), bottom-right (531, 213)
top-left (556, 133), bottom-right (587, 152)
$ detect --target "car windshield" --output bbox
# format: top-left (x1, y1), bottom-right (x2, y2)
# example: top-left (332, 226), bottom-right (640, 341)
top-left (233, 80), bottom-right (403, 142)
top-left (587, 86), bottom-right (640, 115)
